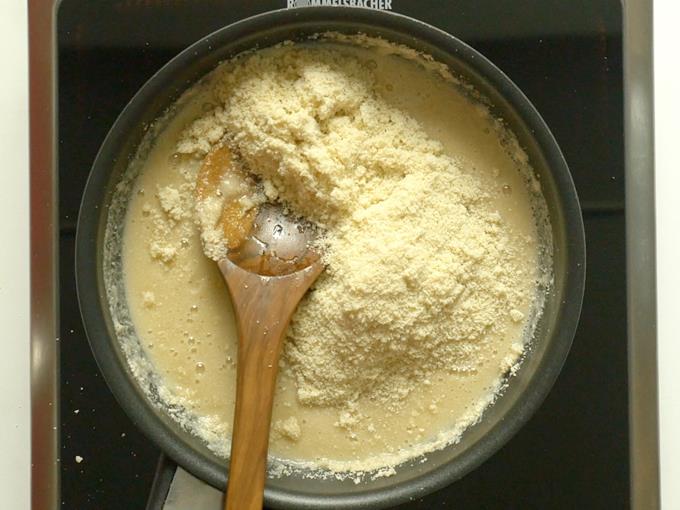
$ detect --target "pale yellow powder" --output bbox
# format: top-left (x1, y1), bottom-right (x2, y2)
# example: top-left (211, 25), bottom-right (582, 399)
top-left (119, 38), bottom-right (551, 477)
top-left (158, 186), bottom-right (185, 222)
top-left (274, 417), bottom-right (302, 442)
top-left (149, 241), bottom-right (177, 263)
top-left (195, 195), bottom-right (229, 261)
top-left (179, 45), bottom-right (537, 410)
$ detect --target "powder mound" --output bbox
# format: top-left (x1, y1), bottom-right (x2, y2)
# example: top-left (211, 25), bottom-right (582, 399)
top-left (158, 186), bottom-right (185, 222)
top-left (194, 194), bottom-right (230, 262)
top-left (274, 417), bottom-right (302, 442)
top-left (149, 241), bottom-right (177, 263)
top-left (179, 45), bottom-right (536, 409)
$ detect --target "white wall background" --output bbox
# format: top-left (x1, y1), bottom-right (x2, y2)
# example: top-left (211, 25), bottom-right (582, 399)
top-left (0, 0), bottom-right (30, 509)
top-left (655, 0), bottom-right (680, 508)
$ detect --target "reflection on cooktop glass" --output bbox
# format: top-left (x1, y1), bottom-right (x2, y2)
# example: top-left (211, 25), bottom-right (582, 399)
top-left (58, 1), bottom-right (625, 508)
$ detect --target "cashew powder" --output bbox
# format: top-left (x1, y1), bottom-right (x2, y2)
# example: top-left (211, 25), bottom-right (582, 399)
top-left (118, 37), bottom-right (550, 478)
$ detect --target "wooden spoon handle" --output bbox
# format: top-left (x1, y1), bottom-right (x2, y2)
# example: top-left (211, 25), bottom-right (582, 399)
top-left (225, 317), bottom-right (283, 510)
top-left (220, 259), bottom-right (322, 510)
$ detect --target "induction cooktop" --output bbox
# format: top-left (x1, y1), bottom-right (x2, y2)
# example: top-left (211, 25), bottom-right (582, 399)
top-left (49, 1), bottom-right (641, 508)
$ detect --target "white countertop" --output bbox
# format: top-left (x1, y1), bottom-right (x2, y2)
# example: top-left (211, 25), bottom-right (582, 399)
top-left (0, 1), bottom-right (30, 509)
top-left (654, 0), bottom-right (680, 506)
top-left (0, 1), bottom-right (677, 508)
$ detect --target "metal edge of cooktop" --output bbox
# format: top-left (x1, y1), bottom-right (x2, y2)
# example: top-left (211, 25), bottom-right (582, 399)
top-left (28, 1), bottom-right (659, 509)
top-left (623, 0), bottom-right (660, 508)
top-left (29, 0), bottom-right (59, 509)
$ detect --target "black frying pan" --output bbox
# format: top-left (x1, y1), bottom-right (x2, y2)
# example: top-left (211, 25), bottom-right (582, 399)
top-left (76, 7), bottom-right (585, 509)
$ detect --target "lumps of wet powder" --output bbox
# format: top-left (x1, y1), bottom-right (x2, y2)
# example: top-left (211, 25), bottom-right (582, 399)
top-left (176, 45), bottom-right (536, 410)
top-left (274, 417), bottom-right (302, 442)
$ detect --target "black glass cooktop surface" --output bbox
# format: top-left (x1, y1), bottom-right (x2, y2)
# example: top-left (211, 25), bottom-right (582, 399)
top-left (57, 1), bottom-right (625, 508)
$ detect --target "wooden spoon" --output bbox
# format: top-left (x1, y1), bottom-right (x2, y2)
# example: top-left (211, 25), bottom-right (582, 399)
top-left (197, 145), bottom-right (323, 510)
